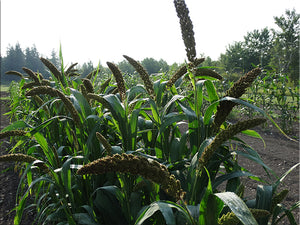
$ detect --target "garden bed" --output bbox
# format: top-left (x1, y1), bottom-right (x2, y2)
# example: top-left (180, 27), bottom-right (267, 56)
top-left (0, 92), bottom-right (299, 224)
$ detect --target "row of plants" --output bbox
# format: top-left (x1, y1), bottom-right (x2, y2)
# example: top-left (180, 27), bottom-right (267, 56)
top-left (213, 70), bottom-right (299, 135)
top-left (245, 70), bottom-right (299, 134)
top-left (0, 0), bottom-right (299, 224)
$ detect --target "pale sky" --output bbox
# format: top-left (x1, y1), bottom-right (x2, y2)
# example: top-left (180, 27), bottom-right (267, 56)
top-left (1, 0), bottom-right (299, 66)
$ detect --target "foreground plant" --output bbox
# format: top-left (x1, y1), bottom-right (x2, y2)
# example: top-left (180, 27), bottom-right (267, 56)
top-left (0, 0), bottom-right (299, 224)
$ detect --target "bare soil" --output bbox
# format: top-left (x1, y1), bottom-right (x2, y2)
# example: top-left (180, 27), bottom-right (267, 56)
top-left (0, 91), bottom-right (299, 224)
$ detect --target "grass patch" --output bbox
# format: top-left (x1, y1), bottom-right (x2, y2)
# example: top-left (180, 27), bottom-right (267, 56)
top-left (0, 84), bottom-right (10, 92)
top-left (0, 84), bottom-right (10, 100)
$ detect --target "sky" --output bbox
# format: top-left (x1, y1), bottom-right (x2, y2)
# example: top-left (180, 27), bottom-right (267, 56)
top-left (1, 0), bottom-right (299, 66)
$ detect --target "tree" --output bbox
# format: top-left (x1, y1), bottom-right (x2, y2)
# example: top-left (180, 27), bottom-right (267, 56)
top-left (270, 9), bottom-right (299, 81)
top-left (80, 61), bottom-right (95, 77)
top-left (25, 45), bottom-right (46, 75)
top-left (219, 41), bottom-right (245, 73)
top-left (1, 43), bottom-right (25, 83)
top-left (118, 60), bottom-right (135, 74)
top-left (48, 49), bottom-right (60, 69)
top-left (141, 58), bottom-right (162, 74)
top-left (243, 28), bottom-right (273, 70)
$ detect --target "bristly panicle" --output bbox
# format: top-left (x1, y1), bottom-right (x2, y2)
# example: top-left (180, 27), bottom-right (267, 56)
top-left (25, 86), bottom-right (58, 97)
top-left (0, 154), bottom-right (49, 173)
top-left (22, 67), bottom-right (41, 84)
top-left (194, 68), bottom-right (223, 80)
top-left (40, 57), bottom-right (64, 84)
top-left (123, 55), bottom-right (155, 98)
top-left (99, 78), bottom-right (112, 93)
top-left (25, 86), bottom-right (81, 127)
top-left (174, 0), bottom-right (196, 62)
top-left (77, 153), bottom-right (185, 200)
top-left (166, 58), bottom-right (205, 88)
top-left (226, 68), bottom-right (261, 98)
top-left (86, 68), bottom-right (100, 80)
top-left (22, 79), bottom-right (51, 90)
top-left (213, 68), bottom-right (261, 131)
top-left (107, 62), bottom-right (126, 101)
top-left (0, 130), bottom-right (27, 139)
top-left (87, 93), bottom-right (110, 108)
top-left (65, 63), bottom-right (78, 76)
top-left (218, 209), bottom-right (270, 225)
top-left (5, 70), bottom-right (24, 79)
top-left (82, 78), bottom-right (94, 93)
top-left (55, 90), bottom-right (82, 127)
top-left (199, 118), bottom-right (266, 170)
top-left (96, 132), bottom-right (112, 156)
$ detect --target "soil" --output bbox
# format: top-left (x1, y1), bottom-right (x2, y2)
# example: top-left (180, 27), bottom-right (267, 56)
top-left (0, 91), bottom-right (299, 225)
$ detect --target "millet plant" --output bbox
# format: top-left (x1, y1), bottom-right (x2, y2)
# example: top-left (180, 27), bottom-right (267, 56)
top-left (1, 0), bottom-right (299, 224)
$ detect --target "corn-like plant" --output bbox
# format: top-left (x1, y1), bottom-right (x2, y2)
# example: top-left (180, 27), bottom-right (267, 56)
top-left (0, 0), bottom-right (299, 224)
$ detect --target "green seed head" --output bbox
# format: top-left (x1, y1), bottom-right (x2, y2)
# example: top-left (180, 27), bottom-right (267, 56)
top-left (199, 118), bottom-right (266, 169)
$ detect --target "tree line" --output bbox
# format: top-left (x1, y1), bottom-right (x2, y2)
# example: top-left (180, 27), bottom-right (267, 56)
top-left (1, 9), bottom-right (298, 85)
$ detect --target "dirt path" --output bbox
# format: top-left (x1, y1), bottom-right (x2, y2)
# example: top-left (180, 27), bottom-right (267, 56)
top-left (0, 92), bottom-right (299, 224)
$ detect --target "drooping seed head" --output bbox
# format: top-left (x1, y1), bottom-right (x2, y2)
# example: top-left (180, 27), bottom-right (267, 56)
top-left (96, 132), bottom-right (112, 156)
top-left (40, 57), bottom-right (63, 84)
top-left (25, 86), bottom-right (58, 97)
top-left (82, 78), bottom-right (94, 93)
top-left (199, 118), bottom-right (266, 170)
top-left (107, 62), bottom-right (126, 101)
top-left (0, 130), bottom-right (27, 139)
top-left (213, 68), bottom-right (261, 131)
top-left (166, 58), bottom-right (205, 88)
top-left (5, 70), bottom-right (24, 79)
top-left (123, 55), bottom-right (154, 97)
top-left (99, 78), bottom-right (112, 93)
top-left (55, 90), bottom-right (82, 127)
top-left (0, 153), bottom-right (49, 173)
top-left (77, 153), bottom-right (184, 200)
top-left (194, 68), bottom-right (223, 80)
top-left (22, 67), bottom-right (40, 83)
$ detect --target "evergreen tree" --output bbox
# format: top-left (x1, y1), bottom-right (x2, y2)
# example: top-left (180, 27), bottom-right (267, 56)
top-left (25, 45), bottom-right (46, 75)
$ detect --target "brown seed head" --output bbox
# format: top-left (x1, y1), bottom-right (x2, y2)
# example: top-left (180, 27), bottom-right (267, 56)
top-left (123, 55), bottom-right (155, 97)
top-left (107, 62), bottom-right (126, 101)
top-left (174, 0), bottom-right (196, 62)
top-left (166, 58), bottom-right (205, 88)
top-left (5, 70), bottom-right (24, 79)
top-left (0, 130), bottom-right (27, 139)
top-left (77, 153), bottom-right (184, 200)
top-left (25, 86), bottom-right (58, 97)
top-left (40, 57), bottom-right (63, 84)
top-left (0, 153), bottom-right (49, 173)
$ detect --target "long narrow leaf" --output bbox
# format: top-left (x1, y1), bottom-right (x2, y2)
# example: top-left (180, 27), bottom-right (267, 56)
top-left (215, 192), bottom-right (258, 225)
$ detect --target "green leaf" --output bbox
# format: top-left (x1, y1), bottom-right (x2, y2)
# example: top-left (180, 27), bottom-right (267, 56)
top-left (215, 192), bottom-right (258, 225)
top-left (70, 88), bottom-right (92, 117)
top-left (1, 120), bottom-right (29, 132)
top-left (219, 96), bottom-right (295, 141)
top-left (241, 129), bottom-right (266, 148)
top-left (205, 80), bottom-right (219, 103)
top-left (135, 201), bottom-right (192, 225)
top-left (213, 171), bottom-right (255, 190)
top-left (255, 185), bottom-right (273, 225)
top-left (273, 163), bottom-right (300, 191)
top-left (73, 213), bottom-right (98, 225)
